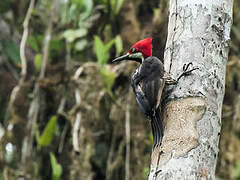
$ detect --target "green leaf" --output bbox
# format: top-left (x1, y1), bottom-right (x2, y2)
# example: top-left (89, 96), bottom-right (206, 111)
top-left (36, 35), bottom-right (44, 48)
top-left (110, 0), bottom-right (116, 14)
top-left (100, 67), bottom-right (116, 94)
top-left (28, 92), bottom-right (34, 99)
top-left (69, 3), bottom-right (78, 21)
top-left (5, 41), bottom-right (21, 65)
top-left (27, 36), bottom-right (39, 51)
top-left (50, 152), bottom-right (62, 180)
top-left (94, 36), bottom-right (107, 66)
top-left (83, 0), bottom-right (93, 18)
top-left (34, 54), bottom-right (42, 71)
top-left (115, 0), bottom-right (124, 14)
top-left (149, 131), bottom-right (153, 142)
top-left (74, 0), bottom-right (93, 20)
top-left (60, 2), bottom-right (70, 24)
top-left (110, 0), bottom-right (124, 17)
top-left (74, 39), bottom-right (88, 51)
top-left (94, 36), bottom-right (116, 66)
top-left (37, 116), bottom-right (57, 147)
top-left (105, 39), bottom-right (115, 51)
top-left (144, 167), bottom-right (150, 178)
top-left (61, 29), bottom-right (87, 43)
top-left (50, 39), bottom-right (63, 51)
top-left (115, 35), bottom-right (123, 56)
top-left (234, 160), bottom-right (240, 179)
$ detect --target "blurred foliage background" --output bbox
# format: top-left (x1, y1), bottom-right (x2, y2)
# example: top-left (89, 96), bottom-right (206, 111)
top-left (0, 0), bottom-right (239, 179)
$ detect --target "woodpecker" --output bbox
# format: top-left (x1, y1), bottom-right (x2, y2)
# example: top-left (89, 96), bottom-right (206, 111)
top-left (112, 38), bottom-right (197, 148)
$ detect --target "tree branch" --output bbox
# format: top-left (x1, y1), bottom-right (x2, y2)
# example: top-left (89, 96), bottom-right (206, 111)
top-left (72, 67), bottom-right (84, 153)
top-left (125, 87), bottom-right (131, 180)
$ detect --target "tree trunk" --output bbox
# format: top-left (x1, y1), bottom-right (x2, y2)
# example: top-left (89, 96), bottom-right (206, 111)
top-left (149, 0), bottom-right (233, 179)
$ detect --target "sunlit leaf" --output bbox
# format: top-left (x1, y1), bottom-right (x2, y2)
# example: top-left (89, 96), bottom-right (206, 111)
top-left (94, 36), bottom-right (116, 66)
top-left (115, 0), bottom-right (124, 14)
top-left (74, 39), bottom-right (88, 51)
top-left (72, 0), bottom-right (84, 6)
top-left (110, 0), bottom-right (124, 17)
top-left (110, 0), bottom-right (116, 14)
top-left (94, 36), bottom-right (106, 66)
top-left (115, 35), bottom-right (123, 56)
top-left (83, 0), bottom-right (93, 17)
top-left (5, 41), bottom-right (21, 65)
top-left (50, 152), bottom-right (62, 180)
top-left (60, 2), bottom-right (70, 24)
top-left (34, 54), bottom-right (42, 71)
top-left (105, 39), bottom-right (115, 51)
top-left (100, 67), bottom-right (116, 94)
top-left (61, 29), bottom-right (87, 43)
top-left (69, 3), bottom-right (78, 21)
top-left (149, 131), bottom-right (153, 142)
top-left (144, 167), bottom-right (150, 178)
top-left (37, 116), bottom-right (57, 147)
top-left (28, 92), bottom-right (34, 99)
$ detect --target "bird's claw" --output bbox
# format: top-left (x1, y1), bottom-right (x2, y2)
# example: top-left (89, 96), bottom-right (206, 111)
top-left (183, 62), bottom-right (192, 71)
top-left (183, 62), bottom-right (198, 75)
top-left (177, 62), bottom-right (199, 81)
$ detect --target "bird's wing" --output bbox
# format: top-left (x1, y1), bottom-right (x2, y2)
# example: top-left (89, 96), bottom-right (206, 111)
top-left (141, 77), bottom-right (165, 111)
top-left (130, 58), bottom-right (165, 147)
top-left (131, 59), bottom-right (165, 116)
top-left (135, 80), bottom-right (164, 147)
top-left (131, 77), bottom-right (164, 117)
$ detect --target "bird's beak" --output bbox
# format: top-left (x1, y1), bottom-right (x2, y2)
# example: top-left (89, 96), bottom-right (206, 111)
top-left (112, 53), bottom-right (130, 63)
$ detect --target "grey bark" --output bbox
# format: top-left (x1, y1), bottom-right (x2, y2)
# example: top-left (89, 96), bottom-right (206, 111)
top-left (148, 0), bottom-right (233, 179)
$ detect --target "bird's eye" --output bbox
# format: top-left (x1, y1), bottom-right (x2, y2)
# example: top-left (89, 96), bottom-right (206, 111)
top-left (130, 47), bottom-right (136, 53)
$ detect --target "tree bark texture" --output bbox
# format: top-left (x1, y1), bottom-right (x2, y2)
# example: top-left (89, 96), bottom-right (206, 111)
top-left (149, 0), bottom-right (233, 179)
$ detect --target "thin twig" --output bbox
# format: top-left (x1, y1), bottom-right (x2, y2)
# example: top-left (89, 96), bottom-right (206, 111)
top-left (73, 112), bottom-right (81, 152)
top-left (125, 87), bottom-right (131, 180)
top-left (20, 0), bottom-right (35, 78)
top-left (65, 42), bottom-right (71, 71)
top-left (40, 20), bottom-right (52, 79)
top-left (22, 1), bottom-right (54, 164)
top-left (5, 0), bottom-right (35, 123)
top-left (106, 126), bottom-right (117, 180)
top-left (58, 123), bottom-right (69, 153)
top-left (107, 139), bottom-right (125, 174)
top-left (72, 66), bottom-right (84, 153)
top-left (57, 97), bottom-right (66, 114)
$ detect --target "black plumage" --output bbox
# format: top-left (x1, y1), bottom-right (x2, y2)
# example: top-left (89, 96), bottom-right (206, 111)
top-left (130, 56), bottom-right (165, 147)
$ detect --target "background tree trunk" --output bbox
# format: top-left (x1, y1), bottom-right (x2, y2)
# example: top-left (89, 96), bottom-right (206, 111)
top-left (149, 0), bottom-right (233, 179)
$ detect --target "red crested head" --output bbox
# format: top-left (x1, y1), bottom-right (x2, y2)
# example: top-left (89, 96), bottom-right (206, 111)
top-left (128, 38), bottom-right (152, 58)
top-left (112, 37), bottom-right (153, 64)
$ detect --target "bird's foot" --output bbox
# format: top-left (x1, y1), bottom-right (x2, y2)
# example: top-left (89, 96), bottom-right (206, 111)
top-left (164, 62), bottom-right (198, 85)
top-left (177, 62), bottom-right (199, 81)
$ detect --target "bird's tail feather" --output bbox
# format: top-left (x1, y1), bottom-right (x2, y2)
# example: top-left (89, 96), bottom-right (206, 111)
top-left (151, 108), bottom-right (163, 149)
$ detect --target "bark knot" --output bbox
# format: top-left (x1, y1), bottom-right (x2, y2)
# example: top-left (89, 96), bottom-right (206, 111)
top-left (151, 97), bottom-right (206, 167)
